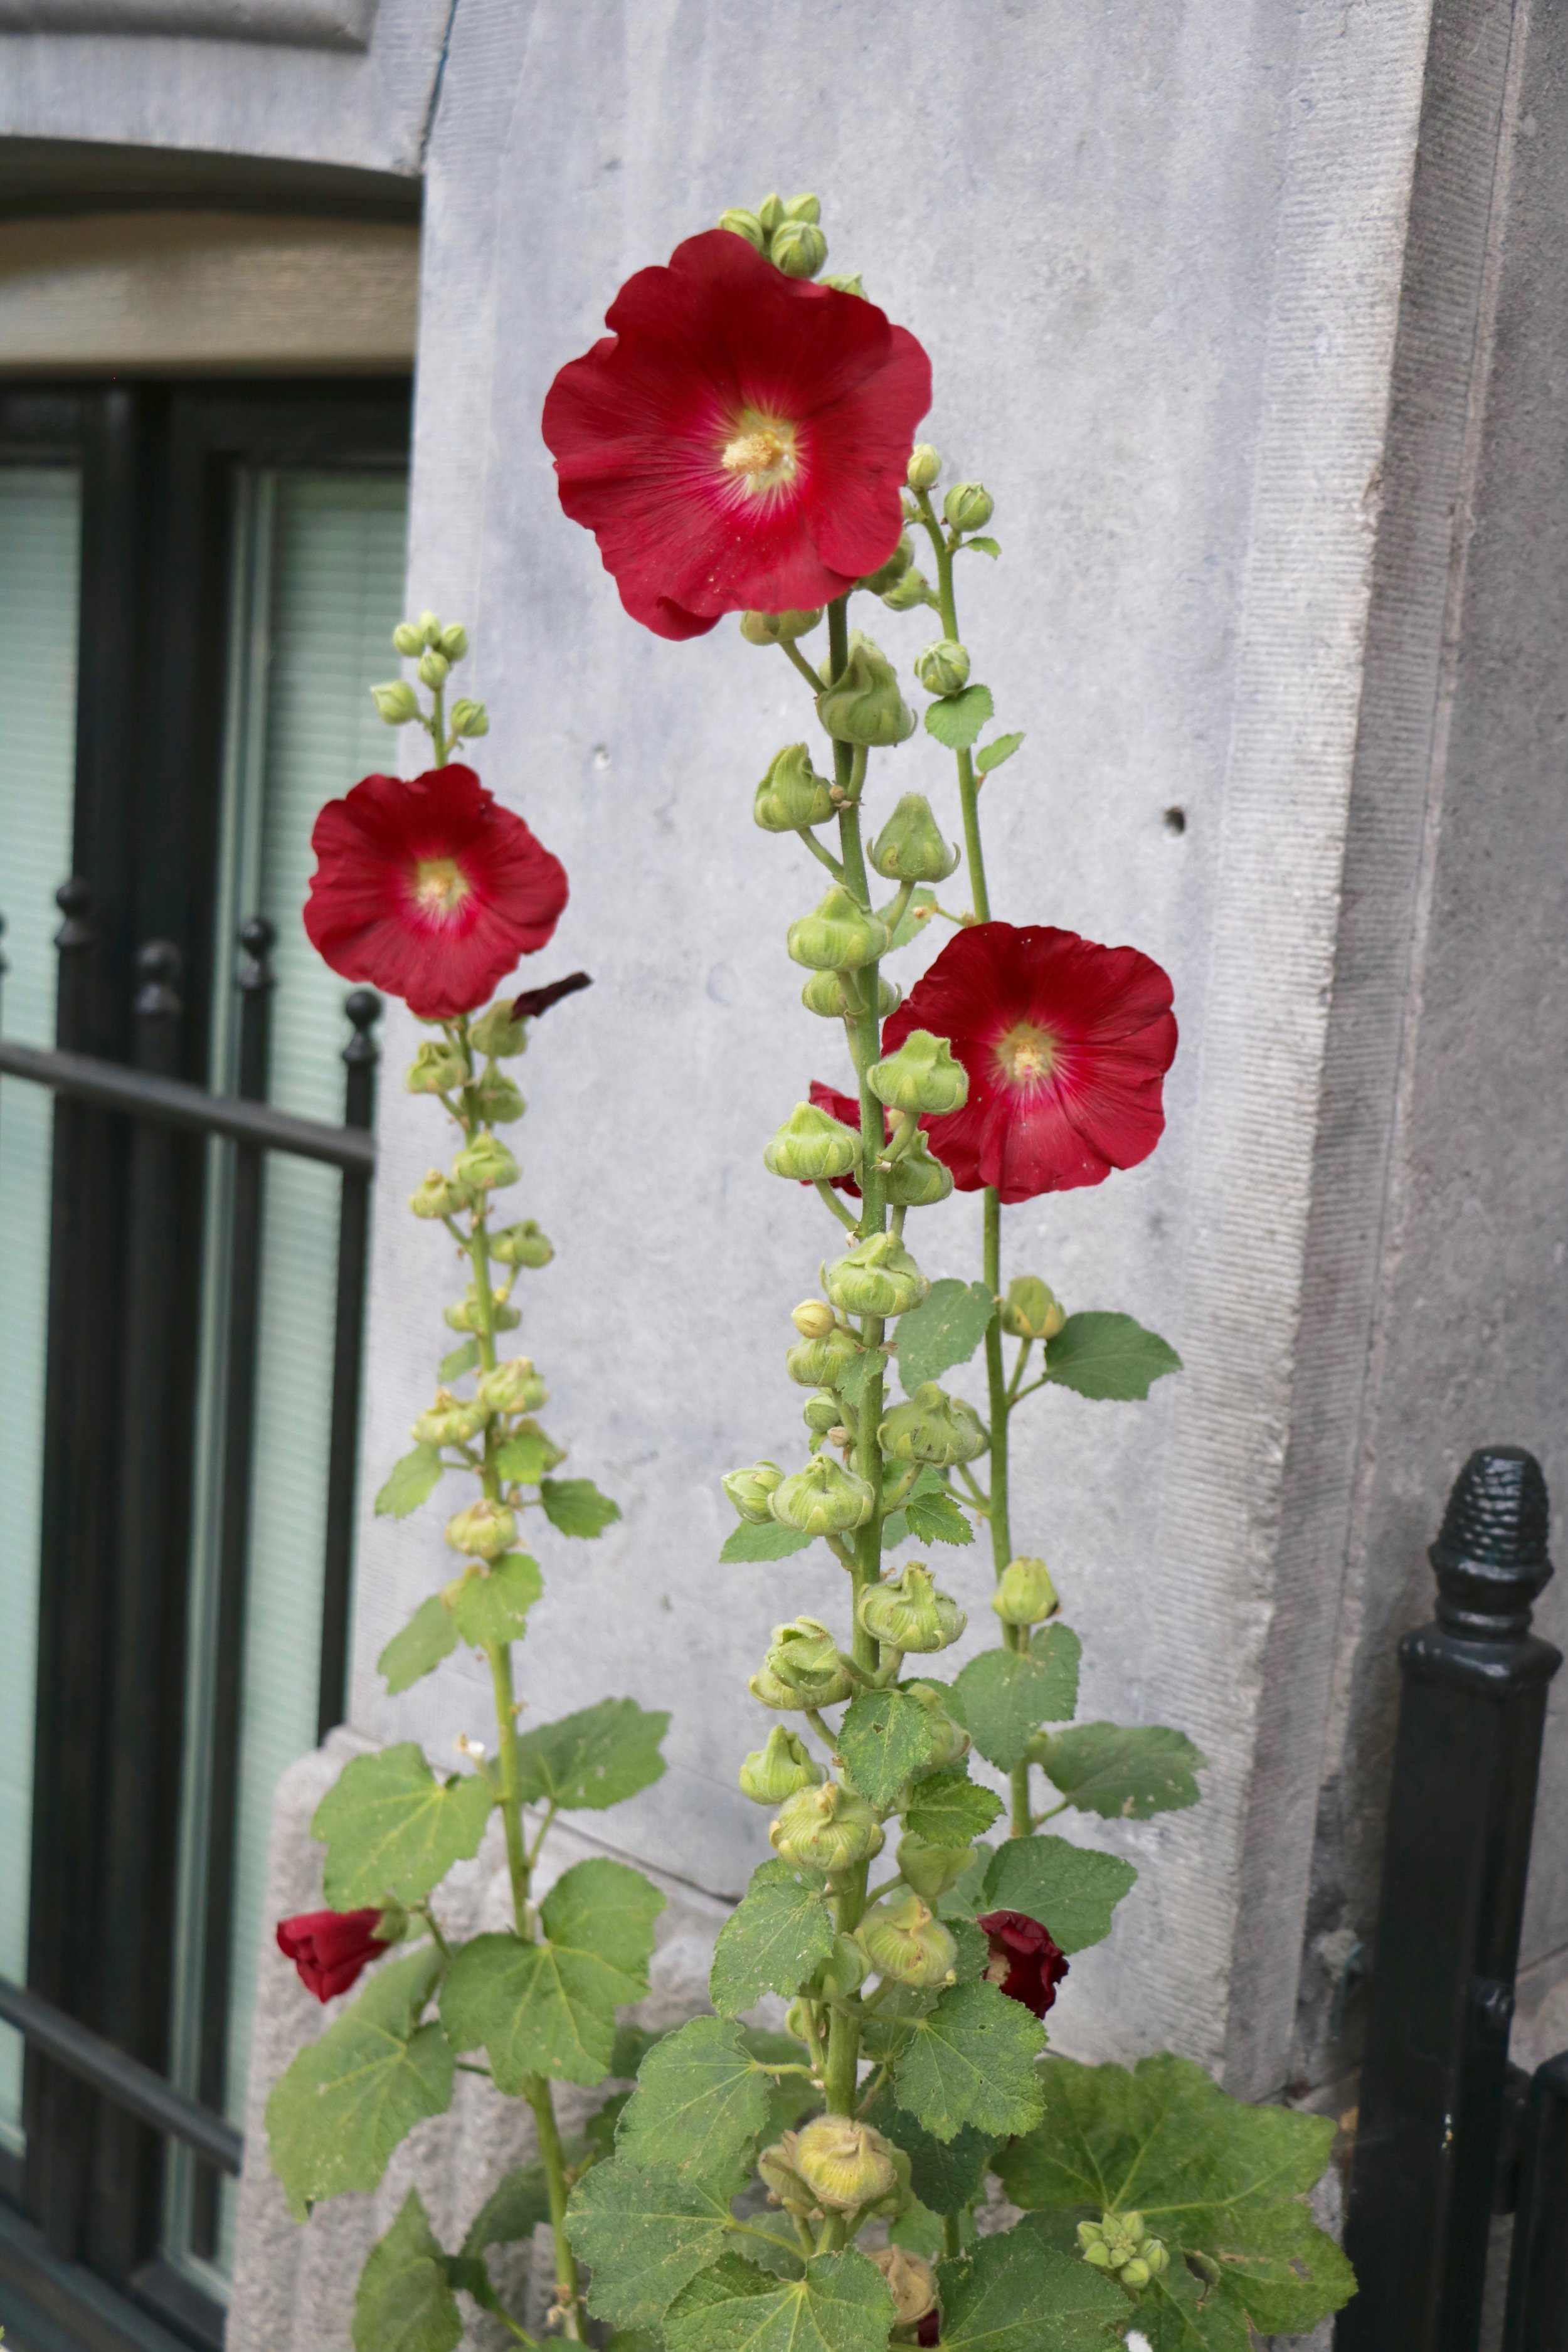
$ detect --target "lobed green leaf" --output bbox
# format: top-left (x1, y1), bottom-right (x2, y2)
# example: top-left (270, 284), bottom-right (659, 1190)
top-left (378, 1592), bottom-right (458, 1696)
top-left (864, 2082), bottom-right (996, 2217)
top-left (886, 884), bottom-right (940, 951)
top-left (540, 1475), bottom-right (622, 1537)
top-left (495, 1427), bottom-right (560, 1486)
top-left (514, 1696), bottom-right (669, 1811)
top-left (904, 1485), bottom-right (975, 1547)
top-left (566, 2161), bottom-right (740, 2331)
top-left (896, 1279), bottom-right (996, 1392)
top-left (721, 1520), bottom-right (815, 1564)
top-left (266, 1949), bottom-right (452, 2220)
top-left (936, 2215), bottom-right (1126, 2349)
top-left (981, 1835), bottom-right (1136, 1955)
top-left (924, 684), bottom-right (995, 751)
top-left (352, 2189), bottom-right (461, 2352)
top-left (949, 1626), bottom-right (1081, 1772)
top-left (665, 2251), bottom-right (894, 2352)
top-left (462, 2161), bottom-right (551, 2257)
top-left (314, 1742), bottom-right (494, 1909)
top-left (1042, 1311), bottom-right (1182, 1401)
top-left (961, 535), bottom-right (1002, 559)
top-left (448, 1552), bottom-right (543, 1648)
top-left (903, 1762), bottom-right (1004, 1847)
top-left (615, 2016), bottom-right (772, 2187)
top-left (975, 730), bottom-right (1024, 774)
top-left (1037, 1722), bottom-right (1203, 1820)
top-left (375, 1443), bottom-right (445, 1520)
top-left (838, 1687), bottom-right (944, 1808)
top-left (710, 1858), bottom-right (834, 2016)
top-left (889, 1978), bottom-right (1046, 2144)
top-left (439, 1338), bottom-right (480, 1380)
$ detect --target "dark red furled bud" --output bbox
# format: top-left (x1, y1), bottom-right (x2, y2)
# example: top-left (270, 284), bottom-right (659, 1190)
top-left (511, 970), bottom-right (593, 1021)
top-left (975, 1909), bottom-right (1069, 2019)
top-left (276, 1908), bottom-right (391, 2001)
top-left (916, 2308), bottom-right (941, 2346)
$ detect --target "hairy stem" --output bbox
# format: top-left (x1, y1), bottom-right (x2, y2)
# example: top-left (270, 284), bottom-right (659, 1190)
top-left (526, 2075), bottom-right (586, 2341)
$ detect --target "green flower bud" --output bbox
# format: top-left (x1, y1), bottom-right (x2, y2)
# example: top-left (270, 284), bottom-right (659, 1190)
top-left (749, 1666), bottom-right (808, 1710)
top-left (897, 1830), bottom-right (975, 1902)
top-left (411, 1388), bottom-right (488, 1446)
top-left (405, 1038), bottom-right (468, 1094)
top-left (754, 742), bottom-right (835, 832)
top-left (1000, 1275), bottom-right (1066, 1341)
top-left (770, 1779), bottom-right (884, 1872)
top-left (417, 609), bottom-right (443, 645)
top-left (790, 2116), bottom-right (898, 2212)
top-left (739, 607), bottom-right (824, 645)
top-left (1079, 2227), bottom-right (1113, 2270)
top-left (410, 1167), bottom-right (472, 1220)
top-left (904, 1680), bottom-right (972, 1766)
top-left (879, 1382), bottom-right (987, 1468)
top-left (943, 480), bottom-right (994, 532)
top-left (861, 533), bottom-right (914, 596)
top-left (473, 1068), bottom-right (524, 1125)
top-left (808, 1932), bottom-right (869, 1999)
top-left (868, 793), bottom-right (961, 884)
top-left (816, 632), bottom-right (916, 748)
top-left (770, 1455), bottom-right (874, 1535)
top-left (821, 272), bottom-right (866, 298)
top-left (880, 566), bottom-right (938, 612)
top-left (758, 2136), bottom-right (817, 2214)
top-left (914, 639), bottom-right (970, 696)
top-left (445, 1497), bottom-right (516, 1560)
top-left (772, 219), bottom-right (828, 278)
top-left (858, 1563), bottom-right (967, 1653)
top-left (883, 1131), bottom-right (953, 1208)
top-left (764, 1101), bottom-right (862, 1183)
top-left (792, 1299), bottom-right (837, 1340)
top-left (762, 1618), bottom-right (857, 1707)
top-left (870, 2247), bottom-right (938, 2329)
top-left (724, 1460), bottom-right (785, 1525)
top-left (475, 1357), bottom-right (548, 1416)
top-left (869, 1031), bottom-right (969, 1117)
top-left (450, 696), bottom-right (489, 738)
top-left (802, 1389), bottom-right (844, 1439)
top-left (992, 1555), bottom-right (1059, 1626)
top-left (719, 207), bottom-right (767, 252)
top-left (438, 622), bottom-right (469, 661)
top-left (738, 1726), bottom-right (823, 1805)
top-left (371, 678), bottom-right (421, 725)
top-left (490, 1220), bottom-right (553, 1268)
top-left (418, 647), bottom-right (451, 688)
top-left (453, 1133), bottom-right (519, 1192)
top-left (783, 191), bottom-right (821, 224)
top-left (785, 1327), bottom-right (862, 1388)
top-left (824, 1232), bottom-right (928, 1319)
top-left (856, 1892), bottom-right (958, 1990)
top-left (444, 1283), bottom-right (521, 1333)
top-left (757, 193), bottom-right (785, 235)
top-left (800, 968), bottom-right (903, 1020)
top-left (787, 885), bottom-right (889, 973)
top-left (1122, 2260), bottom-right (1150, 2290)
top-left (392, 621), bottom-right (425, 657)
top-left (469, 1000), bottom-right (529, 1059)
top-left (907, 445), bottom-right (941, 491)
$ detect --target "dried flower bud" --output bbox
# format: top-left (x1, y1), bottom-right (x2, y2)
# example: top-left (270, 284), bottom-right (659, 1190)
top-left (879, 1382), bottom-right (987, 1468)
top-left (445, 1498), bottom-right (516, 1560)
top-left (868, 1031), bottom-right (969, 1117)
top-left (858, 1564), bottom-right (966, 1653)
top-left (770, 1456), bottom-right (874, 1536)
top-left (490, 1220), bottom-right (553, 1268)
top-left (800, 968), bottom-right (902, 1020)
top-left (754, 742), bottom-right (836, 832)
top-left (861, 532), bottom-right (914, 596)
top-left (943, 480), bottom-right (994, 533)
top-left (992, 1555), bottom-right (1059, 1626)
top-left (772, 218), bottom-right (828, 278)
top-left (904, 1681), bottom-right (972, 1766)
top-left (868, 793), bottom-right (961, 884)
top-left (824, 1232), bottom-right (928, 1319)
top-left (739, 607), bottom-right (824, 645)
top-left (412, 1388), bottom-right (488, 1446)
top-left (470, 1001), bottom-right (529, 1059)
top-left (790, 2116), bottom-right (898, 2212)
top-left (758, 2137), bottom-right (818, 2213)
top-left (449, 696), bottom-right (489, 738)
top-left (410, 1167), bottom-right (471, 1221)
top-left (787, 885), bottom-right (889, 973)
top-left (856, 1892), bottom-right (958, 1989)
top-left (723, 1460), bottom-right (785, 1525)
top-left (883, 1131), bottom-right (954, 1208)
top-left (453, 1133), bottom-right (518, 1192)
top-left (816, 632), bottom-right (916, 748)
top-left (475, 1358), bottom-right (548, 1416)
top-left (792, 1299), bottom-right (837, 1340)
top-left (914, 639), bottom-right (970, 696)
top-left (898, 1830), bottom-right (976, 1902)
top-left (406, 1038), bottom-right (469, 1094)
top-left (719, 206), bottom-right (768, 252)
top-left (870, 2247), bottom-right (938, 2328)
top-left (907, 444), bottom-right (941, 491)
top-left (771, 1779), bottom-right (884, 1873)
top-left (786, 1327), bottom-right (862, 1389)
top-left (761, 1618), bottom-right (857, 1707)
top-left (739, 1726), bottom-right (823, 1805)
top-left (418, 647), bottom-right (451, 688)
top-left (1000, 1276), bottom-right (1066, 1342)
top-left (371, 679), bottom-right (421, 725)
top-left (764, 1101), bottom-right (863, 1184)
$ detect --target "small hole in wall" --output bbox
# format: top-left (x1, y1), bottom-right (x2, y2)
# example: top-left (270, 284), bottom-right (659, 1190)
top-left (1163, 805), bottom-right (1187, 835)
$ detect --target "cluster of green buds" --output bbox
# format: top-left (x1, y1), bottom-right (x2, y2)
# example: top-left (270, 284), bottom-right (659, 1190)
top-left (718, 190), bottom-right (830, 280)
top-left (370, 607), bottom-right (489, 750)
top-left (1078, 2213), bottom-right (1172, 2291)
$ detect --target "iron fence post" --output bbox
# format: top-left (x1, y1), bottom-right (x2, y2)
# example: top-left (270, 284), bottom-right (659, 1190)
top-left (317, 987), bottom-right (382, 1739)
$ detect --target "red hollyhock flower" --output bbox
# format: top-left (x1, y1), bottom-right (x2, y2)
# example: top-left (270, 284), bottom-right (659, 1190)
top-left (882, 923), bottom-right (1176, 1203)
top-left (304, 765), bottom-right (568, 1021)
top-left (975, 1909), bottom-right (1069, 2018)
top-left (807, 1078), bottom-right (890, 1199)
top-left (915, 2312), bottom-right (941, 2348)
top-left (276, 1908), bottom-right (388, 2002)
top-left (543, 229), bottom-right (931, 640)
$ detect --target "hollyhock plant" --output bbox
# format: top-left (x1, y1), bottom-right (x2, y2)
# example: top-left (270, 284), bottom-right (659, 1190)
top-left (884, 921), bottom-right (1177, 1202)
top-left (976, 1907), bottom-right (1070, 2018)
top-left (275, 1907), bottom-right (392, 2002)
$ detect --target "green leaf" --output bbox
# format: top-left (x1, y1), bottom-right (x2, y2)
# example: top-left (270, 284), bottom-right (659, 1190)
top-left (1134, 2260), bottom-right (1251, 2351)
top-left (838, 1688), bottom-right (943, 1808)
top-left (439, 1338), bottom-right (480, 1380)
top-left (975, 731), bottom-right (1024, 775)
top-left (378, 1592), bottom-right (458, 1695)
top-left (440, 1858), bottom-right (662, 2092)
top-left (462, 2161), bottom-right (551, 2257)
top-left (514, 1697), bottom-right (670, 1811)
top-left (924, 684), bottom-right (995, 752)
top-left (612, 2021), bottom-right (672, 2076)
top-left (448, 1553), bottom-right (544, 1648)
top-left (540, 1476), bottom-right (622, 1537)
top-left (721, 1520), bottom-right (814, 1564)
top-left (1043, 1311), bottom-right (1182, 1401)
top-left (886, 884), bottom-right (939, 951)
top-left (616, 2016), bottom-right (771, 2185)
top-left (896, 1279), bottom-right (996, 1391)
top-left (949, 1628), bottom-right (1082, 1772)
top-left (744, 2026), bottom-right (822, 2136)
top-left (997, 2053), bottom-right (1353, 2341)
top-left (904, 1486), bottom-right (975, 1547)
top-left (314, 1743), bottom-right (494, 1908)
top-left (374, 1443), bottom-right (444, 1520)
top-left (864, 2083), bottom-right (995, 2216)
top-left (566, 2161), bottom-right (740, 2330)
top-left (352, 2190), bottom-right (461, 2352)
top-left (936, 2217), bottom-right (1127, 2349)
top-left (835, 1349), bottom-right (882, 1410)
top-left (1038, 1722), bottom-right (1203, 1820)
top-left (710, 1858), bottom-right (834, 2016)
top-left (981, 1836), bottom-right (1136, 1955)
top-left (665, 2252), bottom-right (894, 2352)
top-left (961, 536), bottom-right (1002, 559)
top-left (889, 1979), bottom-right (1046, 2144)
top-left (495, 1428), bottom-right (559, 1486)
top-left (265, 1950), bottom-right (452, 2220)
top-left (904, 1763), bottom-right (1004, 1847)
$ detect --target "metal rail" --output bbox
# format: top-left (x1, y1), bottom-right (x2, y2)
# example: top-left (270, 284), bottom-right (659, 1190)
top-left (0, 1976), bottom-right (241, 2176)
top-left (0, 1036), bottom-right (374, 1171)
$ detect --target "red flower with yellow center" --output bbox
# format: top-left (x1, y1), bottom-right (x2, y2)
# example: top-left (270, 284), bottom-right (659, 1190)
top-left (542, 229), bottom-right (931, 640)
top-left (882, 922), bottom-right (1177, 1202)
top-left (304, 764), bottom-right (568, 1021)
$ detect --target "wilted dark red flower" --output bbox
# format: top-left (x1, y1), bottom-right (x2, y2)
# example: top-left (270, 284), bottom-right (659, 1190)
top-left (915, 2312), bottom-right (941, 2348)
top-left (807, 1078), bottom-right (889, 1199)
top-left (543, 229), bottom-right (931, 640)
top-left (511, 969), bottom-right (592, 1022)
top-left (304, 765), bottom-right (568, 1022)
top-left (882, 923), bottom-right (1176, 1203)
top-left (277, 1908), bottom-right (389, 2002)
top-left (976, 1909), bottom-right (1069, 2019)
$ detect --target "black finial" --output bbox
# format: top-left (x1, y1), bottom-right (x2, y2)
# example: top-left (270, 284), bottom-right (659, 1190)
top-left (1429, 1446), bottom-right (1552, 1642)
top-left (238, 914), bottom-right (277, 995)
top-left (54, 876), bottom-right (93, 952)
top-left (134, 939), bottom-right (183, 1021)
top-left (343, 988), bottom-right (383, 1069)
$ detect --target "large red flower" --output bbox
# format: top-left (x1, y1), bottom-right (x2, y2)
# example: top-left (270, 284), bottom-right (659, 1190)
top-left (304, 765), bottom-right (568, 1021)
top-left (543, 229), bottom-right (931, 640)
top-left (276, 1908), bottom-right (389, 2002)
top-left (882, 923), bottom-right (1176, 1203)
top-left (975, 1910), bottom-right (1069, 2019)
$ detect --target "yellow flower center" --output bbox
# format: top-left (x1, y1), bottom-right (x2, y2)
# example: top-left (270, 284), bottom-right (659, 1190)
top-left (994, 1020), bottom-right (1057, 1088)
top-left (720, 412), bottom-right (799, 497)
top-left (413, 857), bottom-right (471, 919)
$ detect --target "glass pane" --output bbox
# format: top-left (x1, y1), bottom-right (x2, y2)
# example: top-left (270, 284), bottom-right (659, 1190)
top-left (0, 467), bottom-right (81, 2148)
top-left (170, 469), bottom-right (406, 2286)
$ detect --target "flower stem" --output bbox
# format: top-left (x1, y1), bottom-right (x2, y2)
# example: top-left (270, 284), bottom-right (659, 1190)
top-left (526, 2074), bottom-right (586, 2340)
top-left (914, 489), bottom-right (991, 924)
